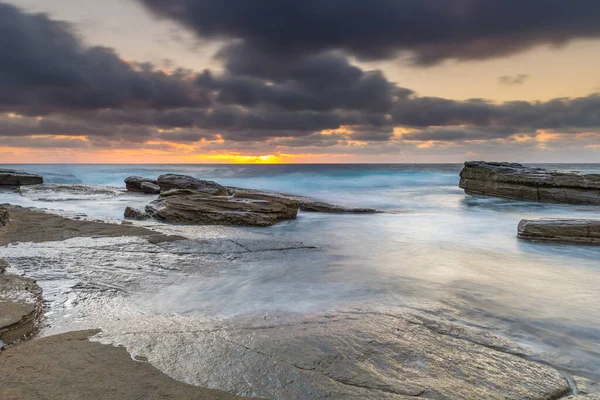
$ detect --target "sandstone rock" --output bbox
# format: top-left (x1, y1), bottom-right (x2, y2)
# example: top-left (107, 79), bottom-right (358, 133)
top-left (146, 189), bottom-right (299, 226)
top-left (518, 219), bottom-right (600, 244)
top-left (0, 169), bottom-right (43, 186)
top-left (157, 174), bottom-right (228, 195)
top-left (124, 176), bottom-right (158, 192)
top-left (0, 330), bottom-right (251, 400)
top-left (459, 161), bottom-right (600, 204)
top-left (140, 181), bottom-right (161, 194)
top-left (0, 205), bottom-right (8, 227)
top-left (119, 311), bottom-right (572, 399)
top-left (0, 261), bottom-right (43, 346)
top-left (124, 206), bottom-right (150, 221)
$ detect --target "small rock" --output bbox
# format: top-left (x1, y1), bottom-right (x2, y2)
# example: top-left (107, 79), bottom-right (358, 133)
top-left (125, 176), bottom-right (158, 192)
top-left (140, 182), bottom-right (161, 194)
top-left (518, 219), bottom-right (600, 244)
top-left (124, 207), bottom-right (150, 221)
top-left (574, 376), bottom-right (599, 395)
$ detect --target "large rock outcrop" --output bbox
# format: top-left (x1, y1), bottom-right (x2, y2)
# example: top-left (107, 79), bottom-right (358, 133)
top-left (0, 169), bottom-right (43, 186)
top-left (146, 189), bottom-right (299, 226)
top-left (157, 174), bottom-right (229, 195)
top-left (124, 176), bottom-right (159, 193)
top-left (518, 219), bottom-right (600, 244)
top-left (459, 161), bottom-right (600, 204)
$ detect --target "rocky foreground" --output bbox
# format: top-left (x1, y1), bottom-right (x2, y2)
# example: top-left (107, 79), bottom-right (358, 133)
top-left (0, 204), bottom-right (597, 399)
top-left (459, 161), bottom-right (600, 204)
top-left (124, 174), bottom-right (378, 226)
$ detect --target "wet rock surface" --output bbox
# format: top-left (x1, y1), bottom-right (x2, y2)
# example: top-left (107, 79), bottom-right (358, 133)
top-left (0, 206), bottom-right (588, 400)
top-left (157, 174), bottom-right (229, 195)
top-left (17, 184), bottom-right (128, 201)
top-left (0, 169), bottom-right (43, 186)
top-left (459, 161), bottom-right (600, 204)
top-left (95, 311), bottom-right (573, 400)
top-left (146, 189), bottom-right (300, 226)
top-left (0, 330), bottom-right (252, 400)
top-left (518, 219), bottom-right (600, 244)
top-left (0, 259), bottom-right (43, 346)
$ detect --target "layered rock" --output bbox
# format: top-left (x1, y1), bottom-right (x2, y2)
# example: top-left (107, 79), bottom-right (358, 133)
top-left (146, 189), bottom-right (299, 226)
top-left (125, 176), bottom-right (158, 193)
top-left (157, 174), bottom-right (228, 195)
top-left (0, 205), bottom-right (8, 227)
top-left (0, 169), bottom-right (43, 186)
top-left (459, 161), bottom-right (600, 204)
top-left (0, 259), bottom-right (43, 346)
top-left (518, 219), bottom-right (600, 244)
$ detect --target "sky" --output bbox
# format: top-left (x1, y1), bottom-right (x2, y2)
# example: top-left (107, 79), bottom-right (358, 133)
top-left (2, 0), bottom-right (600, 163)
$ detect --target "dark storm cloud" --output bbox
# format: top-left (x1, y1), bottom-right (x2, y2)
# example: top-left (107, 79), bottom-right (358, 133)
top-left (198, 50), bottom-right (411, 113)
top-left (2, 2), bottom-right (600, 153)
top-left (499, 74), bottom-right (529, 86)
top-left (0, 2), bottom-right (211, 115)
top-left (392, 94), bottom-right (600, 130)
top-left (137, 0), bottom-right (600, 65)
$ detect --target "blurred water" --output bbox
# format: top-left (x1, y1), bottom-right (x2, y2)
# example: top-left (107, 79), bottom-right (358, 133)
top-left (2, 163), bottom-right (600, 378)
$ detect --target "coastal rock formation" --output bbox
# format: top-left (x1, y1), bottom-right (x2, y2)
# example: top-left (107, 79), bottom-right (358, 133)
top-left (157, 174), bottom-right (228, 196)
top-left (459, 161), bottom-right (600, 204)
top-left (124, 206), bottom-right (150, 220)
top-left (0, 259), bottom-right (43, 346)
top-left (146, 189), bottom-right (299, 226)
top-left (125, 176), bottom-right (158, 192)
top-left (518, 219), bottom-right (600, 244)
top-left (229, 187), bottom-right (379, 214)
top-left (0, 205), bottom-right (8, 227)
top-left (0, 330), bottom-right (250, 400)
top-left (0, 169), bottom-right (43, 186)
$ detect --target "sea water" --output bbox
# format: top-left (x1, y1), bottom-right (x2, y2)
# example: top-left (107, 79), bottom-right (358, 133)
top-left (1, 163), bottom-right (600, 379)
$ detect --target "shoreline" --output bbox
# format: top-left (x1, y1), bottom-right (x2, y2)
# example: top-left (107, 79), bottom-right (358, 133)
top-left (0, 204), bottom-right (597, 398)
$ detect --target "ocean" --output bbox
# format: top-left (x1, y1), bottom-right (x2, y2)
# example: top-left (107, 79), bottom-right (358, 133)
top-left (2, 163), bottom-right (600, 380)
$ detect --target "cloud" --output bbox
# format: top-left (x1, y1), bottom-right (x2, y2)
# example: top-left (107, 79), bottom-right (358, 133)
top-left (137, 0), bottom-right (600, 65)
top-left (499, 74), bottom-right (529, 86)
top-left (0, 2), bottom-right (210, 115)
top-left (1, 2), bottom-right (600, 160)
